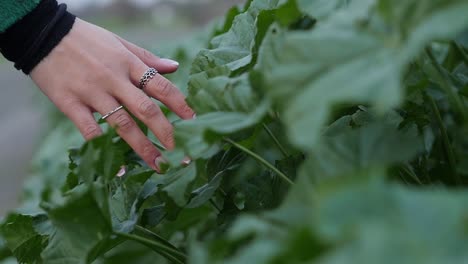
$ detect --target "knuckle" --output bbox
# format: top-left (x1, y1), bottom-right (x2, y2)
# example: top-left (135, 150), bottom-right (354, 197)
top-left (179, 103), bottom-right (194, 116)
top-left (141, 48), bottom-right (155, 62)
top-left (159, 126), bottom-right (175, 148)
top-left (125, 53), bottom-right (140, 68)
top-left (141, 141), bottom-right (157, 160)
top-left (155, 78), bottom-right (173, 98)
top-left (59, 97), bottom-right (81, 112)
top-left (62, 97), bottom-right (80, 106)
top-left (137, 98), bottom-right (159, 118)
top-left (82, 124), bottom-right (101, 140)
top-left (113, 112), bottom-right (135, 132)
top-left (124, 51), bottom-right (136, 63)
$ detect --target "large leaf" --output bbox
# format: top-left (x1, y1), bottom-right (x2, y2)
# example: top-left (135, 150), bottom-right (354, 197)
top-left (176, 74), bottom-right (270, 158)
top-left (109, 169), bottom-right (155, 233)
top-left (314, 182), bottom-right (468, 264)
top-left (154, 163), bottom-right (198, 207)
top-left (297, 0), bottom-right (349, 18)
top-left (257, 0), bottom-right (468, 149)
top-left (0, 214), bottom-right (51, 263)
top-left (197, 169), bottom-right (468, 264)
top-left (302, 111), bottom-right (422, 180)
top-left (40, 184), bottom-right (113, 264)
top-left (190, 0), bottom-right (280, 75)
top-left (187, 75), bottom-right (261, 115)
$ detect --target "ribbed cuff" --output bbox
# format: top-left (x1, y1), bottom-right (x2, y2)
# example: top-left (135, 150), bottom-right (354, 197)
top-left (0, 0), bottom-right (76, 74)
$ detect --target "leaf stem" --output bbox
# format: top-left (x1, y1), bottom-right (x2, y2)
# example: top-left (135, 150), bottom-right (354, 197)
top-left (426, 95), bottom-right (461, 184)
top-left (400, 164), bottom-right (422, 185)
top-left (209, 198), bottom-right (222, 213)
top-left (115, 231), bottom-right (186, 264)
top-left (135, 225), bottom-right (180, 252)
top-left (425, 47), bottom-right (468, 122)
top-left (262, 123), bottom-right (289, 157)
top-left (224, 138), bottom-right (294, 185)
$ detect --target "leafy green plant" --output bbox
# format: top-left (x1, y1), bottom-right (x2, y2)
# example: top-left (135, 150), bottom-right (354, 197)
top-left (1, 0), bottom-right (468, 263)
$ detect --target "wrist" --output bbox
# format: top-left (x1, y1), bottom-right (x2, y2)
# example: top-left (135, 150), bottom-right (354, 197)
top-left (0, 0), bottom-right (76, 74)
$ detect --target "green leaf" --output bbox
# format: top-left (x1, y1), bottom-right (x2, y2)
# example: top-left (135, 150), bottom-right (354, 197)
top-left (0, 214), bottom-right (51, 263)
top-left (187, 75), bottom-right (260, 114)
top-left (297, 0), bottom-right (349, 19)
top-left (75, 131), bottom-right (128, 184)
top-left (257, 0), bottom-right (468, 150)
top-left (186, 173), bottom-right (224, 209)
top-left (453, 126), bottom-right (468, 176)
top-left (141, 205), bottom-right (165, 227)
top-left (178, 0), bottom-right (304, 161)
top-left (302, 115), bottom-right (423, 180)
top-left (202, 167), bottom-right (468, 263)
top-left (110, 169), bottom-right (155, 233)
top-left (178, 69), bottom-right (271, 159)
top-left (186, 148), bottom-right (245, 209)
top-left (190, 0), bottom-right (280, 75)
top-left (0, 237), bottom-right (12, 261)
top-left (95, 241), bottom-right (166, 264)
top-left (176, 95), bottom-right (269, 159)
top-left (460, 84), bottom-right (468, 97)
top-left (41, 184), bottom-right (113, 264)
top-left (212, 5), bottom-right (242, 37)
top-left (313, 182), bottom-right (468, 264)
top-left (154, 163), bottom-right (198, 207)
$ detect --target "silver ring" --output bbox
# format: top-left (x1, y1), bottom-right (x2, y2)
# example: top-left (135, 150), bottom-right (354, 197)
top-left (101, 105), bottom-right (124, 120)
top-left (139, 68), bottom-right (158, 89)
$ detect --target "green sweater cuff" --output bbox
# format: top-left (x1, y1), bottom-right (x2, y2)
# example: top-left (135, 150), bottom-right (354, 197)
top-left (0, 0), bottom-right (41, 33)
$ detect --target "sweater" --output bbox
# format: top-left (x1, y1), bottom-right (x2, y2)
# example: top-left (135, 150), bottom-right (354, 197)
top-left (0, 0), bottom-right (41, 33)
top-left (0, 0), bottom-right (75, 74)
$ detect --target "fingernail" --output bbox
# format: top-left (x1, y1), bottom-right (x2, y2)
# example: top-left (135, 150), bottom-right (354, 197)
top-left (154, 156), bottom-right (169, 173)
top-left (182, 157), bottom-right (192, 166)
top-left (161, 58), bottom-right (179, 67)
top-left (192, 113), bottom-right (197, 119)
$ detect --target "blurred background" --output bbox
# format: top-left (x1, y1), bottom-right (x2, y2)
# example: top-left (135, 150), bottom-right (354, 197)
top-left (0, 0), bottom-right (243, 216)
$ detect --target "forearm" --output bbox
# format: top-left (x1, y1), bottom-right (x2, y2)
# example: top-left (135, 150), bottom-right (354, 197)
top-left (0, 0), bottom-right (41, 33)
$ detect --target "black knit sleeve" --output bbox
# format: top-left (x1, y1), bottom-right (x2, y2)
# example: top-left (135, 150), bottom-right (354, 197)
top-left (0, 0), bottom-right (76, 75)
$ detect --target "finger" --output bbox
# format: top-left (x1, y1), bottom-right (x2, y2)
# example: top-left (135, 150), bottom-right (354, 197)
top-left (93, 95), bottom-right (165, 172)
top-left (131, 63), bottom-right (196, 120)
top-left (116, 35), bottom-right (179, 74)
top-left (59, 100), bottom-right (102, 140)
top-left (111, 85), bottom-right (177, 150)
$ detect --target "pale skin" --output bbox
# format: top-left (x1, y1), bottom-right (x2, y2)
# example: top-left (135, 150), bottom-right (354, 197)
top-left (30, 18), bottom-right (195, 172)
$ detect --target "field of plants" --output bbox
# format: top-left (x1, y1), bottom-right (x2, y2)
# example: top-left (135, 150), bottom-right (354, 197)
top-left (1, 0), bottom-right (468, 263)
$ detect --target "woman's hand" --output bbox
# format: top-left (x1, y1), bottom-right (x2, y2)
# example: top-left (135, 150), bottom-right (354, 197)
top-left (30, 18), bottom-right (195, 172)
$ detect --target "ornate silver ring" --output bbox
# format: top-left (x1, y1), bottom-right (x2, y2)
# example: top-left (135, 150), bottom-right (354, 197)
top-left (139, 67), bottom-right (158, 89)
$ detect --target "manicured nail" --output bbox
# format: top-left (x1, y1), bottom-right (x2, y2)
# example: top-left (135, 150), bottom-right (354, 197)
top-left (182, 157), bottom-right (192, 166)
top-left (154, 156), bottom-right (169, 173)
top-left (161, 58), bottom-right (179, 67)
top-left (192, 113), bottom-right (197, 119)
